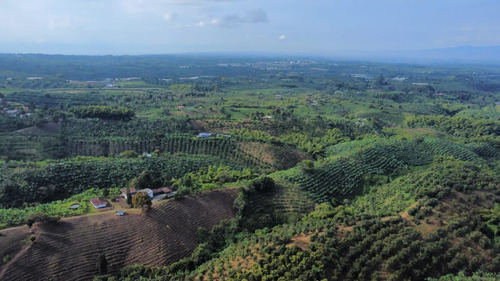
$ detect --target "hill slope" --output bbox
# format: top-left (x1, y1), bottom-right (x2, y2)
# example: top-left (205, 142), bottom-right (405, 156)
top-left (0, 189), bottom-right (238, 281)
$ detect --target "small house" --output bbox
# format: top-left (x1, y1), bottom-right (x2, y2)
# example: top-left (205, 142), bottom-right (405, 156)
top-left (90, 197), bottom-right (108, 209)
top-left (120, 188), bottom-right (153, 198)
top-left (70, 203), bottom-right (80, 210)
top-left (140, 188), bottom-right (154, 198)
top-left (197, 132), bottom-right (212, 138)
top-left (6, 110), bottom-right (18, 117)
top-left (121, 188), bottom-right (138, 199)
top-left (116, 210), bottom-right (124, 216)
top-left (152, 187), bottom-right (176, 198)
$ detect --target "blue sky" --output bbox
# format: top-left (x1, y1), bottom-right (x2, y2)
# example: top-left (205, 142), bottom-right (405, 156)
top-left (1, 0), bottom-right (499, 55)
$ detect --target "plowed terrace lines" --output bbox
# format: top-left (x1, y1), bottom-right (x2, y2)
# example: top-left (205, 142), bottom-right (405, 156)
top-left (0, 189), bottom-right (238, 281)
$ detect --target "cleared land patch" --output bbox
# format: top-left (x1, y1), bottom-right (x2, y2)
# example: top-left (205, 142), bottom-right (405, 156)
top-left (0, 189), bottom-right (237, 281)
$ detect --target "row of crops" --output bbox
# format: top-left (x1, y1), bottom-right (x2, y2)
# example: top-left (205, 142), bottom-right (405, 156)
top-left (0, 154), bottom-right (231, 208)
top-left (66, 136), bottom-right (279, 171)
top-left (5, 91), bottom-right (105, 108)
top-left (61, 117), bottom-right (192, 139)
top-left (464, 142), bottom-right (499, 158)
top-left (290, 138), bottom-right (486, 203)
top-left (0, 134), bottom-right (66, 161)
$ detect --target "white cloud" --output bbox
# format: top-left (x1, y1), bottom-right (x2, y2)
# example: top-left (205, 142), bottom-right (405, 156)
top-left (163, 12), bottom-right (178, 21)
top-left (278, 35), bottom-right (286, 40)
top-left (196, 8), bottom-right (268, 28)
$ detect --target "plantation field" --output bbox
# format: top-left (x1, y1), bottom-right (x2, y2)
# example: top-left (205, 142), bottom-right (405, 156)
top-left (0, 189), bottom-right (238, 281)
top-left (289, 138), bottom-right (488, 203)
top-left (1, 54), bottom-right (500, 280)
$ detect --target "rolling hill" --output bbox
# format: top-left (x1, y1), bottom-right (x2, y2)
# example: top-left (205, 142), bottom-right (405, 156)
top-left (0, 189), bottom-right (238, 281)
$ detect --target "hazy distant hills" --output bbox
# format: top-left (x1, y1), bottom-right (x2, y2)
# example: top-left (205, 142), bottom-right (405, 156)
top-left (337, 46), bottom-right (500, 64)
top-left (1, 45), bottom-right (499, 66)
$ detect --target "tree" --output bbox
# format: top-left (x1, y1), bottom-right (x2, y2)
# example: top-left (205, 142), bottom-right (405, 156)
top-left (131, 191), bottom-right (152, 208)
top-left (126, 187), bottom-right (132, 205)
top-left (120, 150), bottom-right (139, 158)
top-left (252, 177), bottom-right (275, 193)
top-left (96, 253), bottom-right (108, 275)
top-left (375, 75), bottom-right (386, 86)
top-left (298, 160), bottom-right (315, 173)
top-left (129, 170), bottom-right (156, 190)
top-left (26, 212), bottom-right (59, 229)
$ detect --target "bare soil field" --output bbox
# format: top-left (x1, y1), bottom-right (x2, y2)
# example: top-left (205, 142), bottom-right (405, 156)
top-left (0, 189), bottom-right (238, 281)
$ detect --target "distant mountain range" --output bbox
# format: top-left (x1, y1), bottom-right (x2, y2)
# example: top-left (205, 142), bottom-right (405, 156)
top-left (1, 45), bottom-right (499, 65)
top-left (335, 46), bottom-right (500, 64)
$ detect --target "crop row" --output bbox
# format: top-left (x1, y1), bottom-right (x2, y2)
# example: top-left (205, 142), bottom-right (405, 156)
top-left (296, 138), bottom-right (482, 203)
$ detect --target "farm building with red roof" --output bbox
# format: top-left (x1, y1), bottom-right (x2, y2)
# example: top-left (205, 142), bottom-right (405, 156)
top-left (90, 197), bottom-right (108, 209)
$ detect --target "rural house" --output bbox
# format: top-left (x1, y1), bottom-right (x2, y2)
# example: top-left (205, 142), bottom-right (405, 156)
top-left (152, 187), bottom-right (176, 198)
top-left (197, 132), bottom-right (212, 138)
top-left (6, 110), bottom-right (19, 117)
top-left (121, 187), bottom-right (175, 199)
top-left (90, 197), bottom-right (108, 209)
top-left (120, 188), bottom-right (153, 199)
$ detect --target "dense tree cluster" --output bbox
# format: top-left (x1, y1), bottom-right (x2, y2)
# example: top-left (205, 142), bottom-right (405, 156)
top-left (0, 154), bottom-right (225, 209)
top-left (170, 165), bottom-right (258, 194)
top-left (70, 105), bottom-right (135, 120)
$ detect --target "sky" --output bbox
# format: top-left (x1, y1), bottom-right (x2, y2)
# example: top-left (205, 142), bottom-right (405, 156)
top-left (1, 0), bottom-right (499, 55)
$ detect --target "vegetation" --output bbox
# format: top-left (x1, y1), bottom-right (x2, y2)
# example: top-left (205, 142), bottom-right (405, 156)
top-left (131, 191), bottom-right (152, 209)
top-left (0, 54), bottom-right (499, 280)
top-left (70, 105), bottom-right (135, 120)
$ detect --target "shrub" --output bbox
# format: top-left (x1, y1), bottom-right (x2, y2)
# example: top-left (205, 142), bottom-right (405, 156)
top-left (408, 207), bottom-right (419, 216)
top-left (96, 254), bottom-right (108, 275)
top-left (26, 212), bottom-right (60, 228)
top-left (425, 198), bottom-right (439, 207)
top-left (131, 191), bottom-right (152, 208)
top-left (298, 160), bottom-right (315, 173)
top-left (252, 177), bottom-right (275, 193)
top-left (120, 150), bottom-right (139, 158)
top-left (28, 235), bottom-right (36, 243)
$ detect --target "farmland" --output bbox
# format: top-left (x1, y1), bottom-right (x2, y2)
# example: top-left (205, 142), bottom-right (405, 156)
top-left (0, 189), bottom-right (237, 281)
top-left (0, 54), bottom-right (498, 280)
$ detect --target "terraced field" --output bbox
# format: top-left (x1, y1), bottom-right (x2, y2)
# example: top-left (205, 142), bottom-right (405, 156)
top-left (67, 137), bottom-right (307, 171)
top-left (293, 138), bottom-right (484, 203)
top-left (0, 189), bottom-right (238, 281)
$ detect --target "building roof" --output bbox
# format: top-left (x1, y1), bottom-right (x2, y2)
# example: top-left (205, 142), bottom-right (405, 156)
top-left (152, 187), bottom-right (173, 194)
top-left (90, 197), bottom-right (107, 208)
top-left (121, 188), bottom-right (138, 194)
top-left (122, 187), bottom-right (173, 196)
top-left (139, 188), bottom-right (154, 198)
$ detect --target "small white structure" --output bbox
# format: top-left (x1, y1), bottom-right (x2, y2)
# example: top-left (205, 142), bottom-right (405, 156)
top-left (139, 188), bottom-right (154, 198)
top-left (6, 110), bottom-right (18, 117)
top-left (116, 210), bottom-right (124, 216)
